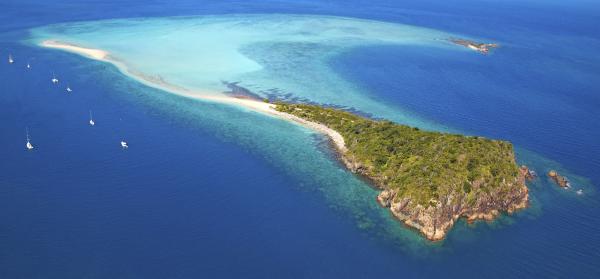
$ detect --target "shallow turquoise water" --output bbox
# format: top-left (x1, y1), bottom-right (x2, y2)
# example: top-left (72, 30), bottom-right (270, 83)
top-left (29, 14), bottom-right (461, 129)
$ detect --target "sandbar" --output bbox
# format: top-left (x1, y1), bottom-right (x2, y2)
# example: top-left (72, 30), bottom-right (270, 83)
top-left (39, 40), bottom-right (347, 152)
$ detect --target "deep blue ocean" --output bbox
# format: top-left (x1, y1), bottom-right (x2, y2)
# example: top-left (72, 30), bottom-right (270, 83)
top-left (1, 0), bottom-right (599, 278)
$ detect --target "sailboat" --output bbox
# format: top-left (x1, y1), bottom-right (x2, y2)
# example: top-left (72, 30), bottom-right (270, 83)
top-left (51, 73), bottom-right (59, 84)
top-left (25, 128), bottom-right (34, 150)
top-left (8, 54), bottom-right (14, 64)
top-left (66, 84), bottom-right (73, 93)
top-left (89, 110), bottom-right (95, 126)
top-left (26, 63), bottom-right (31, 69)
top-left (118, 117), bottom-right (128, 148)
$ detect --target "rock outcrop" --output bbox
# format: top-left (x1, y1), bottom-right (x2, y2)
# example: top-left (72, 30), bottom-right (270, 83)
top-left (520, 165), bottom-right (537, 181)
top-left (548, 170), bottom-right (570, 188)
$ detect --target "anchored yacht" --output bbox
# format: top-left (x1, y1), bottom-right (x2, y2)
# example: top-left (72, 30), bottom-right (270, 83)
top-left (89, 110), bottom-right (95, 126)
top-left (25, 128), bottom-right (33, 150)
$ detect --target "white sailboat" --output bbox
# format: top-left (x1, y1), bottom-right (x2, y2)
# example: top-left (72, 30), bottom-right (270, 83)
top-left (8, 54), bottom-right (14, 64)
top-left (51, 73), bottom-right (59, 84)
top-left (89, 110), bottom-right (95, 126)
top-left (25, 128), bottom-right (34, 150)
top-left (120, 140), bottom-right (129, 149)
top-left (26, 63), bottom-right (31, 69)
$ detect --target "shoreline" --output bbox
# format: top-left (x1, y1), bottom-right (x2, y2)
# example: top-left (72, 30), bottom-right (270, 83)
top-left (39, 40), bottom-right (347, 153)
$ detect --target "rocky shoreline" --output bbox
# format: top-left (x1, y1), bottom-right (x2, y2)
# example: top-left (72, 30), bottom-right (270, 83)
top-left (340, 153), bottom-right (529, 241)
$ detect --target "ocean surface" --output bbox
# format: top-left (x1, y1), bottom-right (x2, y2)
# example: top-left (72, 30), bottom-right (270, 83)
top-left (1, 0), bottom-right (599, 278)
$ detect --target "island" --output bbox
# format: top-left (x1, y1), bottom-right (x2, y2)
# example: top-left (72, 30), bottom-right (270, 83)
top-left (449, 38), bottom-right (499, 54)
top-left (39, 39), bottom-right (529, 241)
top-left (275, 103), bottom-right (529, 241)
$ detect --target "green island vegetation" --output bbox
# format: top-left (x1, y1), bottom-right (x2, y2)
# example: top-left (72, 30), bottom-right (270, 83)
top-left (275, 103), bottom-right (521, 207)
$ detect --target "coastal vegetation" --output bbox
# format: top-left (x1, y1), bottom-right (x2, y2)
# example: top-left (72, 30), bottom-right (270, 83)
top-left (275, 103), bottom-right (529, 240)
